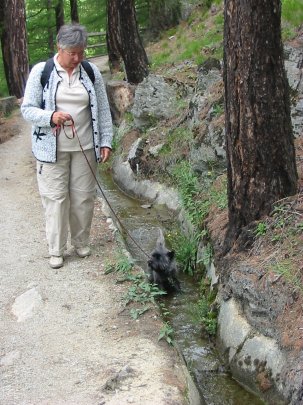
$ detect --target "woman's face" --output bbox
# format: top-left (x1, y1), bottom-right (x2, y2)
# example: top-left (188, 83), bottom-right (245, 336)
top-left (57, 46), bottom-right (85, 70)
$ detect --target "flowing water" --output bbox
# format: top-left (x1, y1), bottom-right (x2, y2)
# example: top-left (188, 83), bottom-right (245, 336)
top-left (98, 170), bottom-right (264, 405)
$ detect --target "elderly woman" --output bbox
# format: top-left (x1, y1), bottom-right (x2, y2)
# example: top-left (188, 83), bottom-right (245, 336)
top-left (21, 24), bottom-right (113, 269)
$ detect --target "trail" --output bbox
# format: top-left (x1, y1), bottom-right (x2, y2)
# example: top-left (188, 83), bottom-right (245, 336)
top-left (0, 111), bottom-right (187, 405)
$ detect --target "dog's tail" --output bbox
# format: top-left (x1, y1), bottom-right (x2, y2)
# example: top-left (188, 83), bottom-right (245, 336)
top-left (156, 228), bottom-right (166, 249)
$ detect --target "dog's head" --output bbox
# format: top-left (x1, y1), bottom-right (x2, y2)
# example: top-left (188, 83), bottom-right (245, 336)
top-left (148, 250), bottom-right (175, 274)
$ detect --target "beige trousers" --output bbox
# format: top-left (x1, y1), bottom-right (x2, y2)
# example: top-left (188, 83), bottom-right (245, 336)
top-left (37, 149), bottom-right (97, 256)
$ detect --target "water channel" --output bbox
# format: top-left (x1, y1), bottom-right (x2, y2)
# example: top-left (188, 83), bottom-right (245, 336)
top-left (98, 169), bottom-right (264, 405)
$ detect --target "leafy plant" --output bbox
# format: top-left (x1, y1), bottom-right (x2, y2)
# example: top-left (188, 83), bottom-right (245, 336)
top-left (104, 254), bottom-right (134, 275)
top-left (187, 276), bottom-right (218, 336)
top-left (189, 293), bottom-right (218, 336)
top-left (212, 102), bottom-right (224, 116)
top-left (158, 321), bottom-right (174, 345)
top-left (255, 222), bottom-right (268, 237)
top-left (124, 280), bottom-right (166, 306)
top-left (130, 306), bottom-right (150, 320)
top-left (168, 230), bottom-right (199, 275)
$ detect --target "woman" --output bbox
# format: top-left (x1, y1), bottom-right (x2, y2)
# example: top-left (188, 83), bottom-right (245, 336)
top-left (21, 24), bottom-right (113, 269)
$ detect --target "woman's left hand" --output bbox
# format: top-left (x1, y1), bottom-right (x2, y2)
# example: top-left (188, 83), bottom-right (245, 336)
top-left (100, 147), bottom-right (111, 163)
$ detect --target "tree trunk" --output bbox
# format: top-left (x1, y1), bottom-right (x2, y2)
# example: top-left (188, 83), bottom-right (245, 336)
top-left (106, 0), bottom-right (122, 73)
top-left (47, 0), bottom-right (55, 57)
top-left (117, 0), bottom-right (149, 84)
top-left (0, 0), bottom-right (29, 98)
top-left (70, 0), bottom-right (79, 23)
top-left (55, 0), bottom-right (64, 33)
top-left (223, 0), bottom-right (298, 252)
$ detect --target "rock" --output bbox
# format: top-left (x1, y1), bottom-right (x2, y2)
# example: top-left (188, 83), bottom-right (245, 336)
top-left (112, 156), bottom-right (181, 211)
top-left (0, 96), bottom-right (17, 116)
top-left (197, 58), bottom-right (222, 92)
top-left (217, 298), bottom-right (288, 403)
top-left (284, 44), bottom-right (303, 138)
top-left (11, 287), bottom-right (42, 322)
top-left (106, 80), bottom-right (135, 125)
top-left (148, 143), bottom-right (164, 157)
top-left (127, 138), bottom-right (144, 172)
top-left (131, 74), bottom-right (178, 129)
top-left (190, 145), bottom-right (217, 173)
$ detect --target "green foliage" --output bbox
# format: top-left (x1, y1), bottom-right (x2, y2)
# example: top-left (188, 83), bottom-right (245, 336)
top-left (171, 161), bottom-right (202, 224)
top-left (211, 102), bottom-right (224, 116)
top-left (104, 253), bottom-right (134, 274)
top-left (254, 222), bottom-right (268, 237)
top-left (171, 162), bottom-right (227, 229)
top-left (167, 229), bottom-right (201, 275)
top-left (159, 127), bottom-right (193, 157)
top-left (270, 259), bottom-right (303, 294)
top-left (104, 252), bottom-right (166, 322)
top-left (158, 321), bottom-right (174, 345)
top-left (24, 0), bottom-right (107, 65)
top-left (282, 0), bottom-right (303, 28)
top-left (150, 2), bottom-right (224, 68)
top-left (124, 280), bottom-right (166, 306)
top-left (188, 278), bottom-right (218, 336)
top-left (209, 176), bottom-right (228, 210)
top-left (198, 242), bottom-right (214, 268)
top-left (0, 53), bottom-right (8, 96)
top-left (251, 197), bottom-right (303, 296)
top-left (178, 27), bottom-right (223, 64)
top-left (281, 0), bottom-right (303, 39)
top-left (130, 306), bottom-right (150, 320)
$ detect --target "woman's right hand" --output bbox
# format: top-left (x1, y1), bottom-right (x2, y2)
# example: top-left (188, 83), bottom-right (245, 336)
top-left (51, 111), bottom-right (72, 126)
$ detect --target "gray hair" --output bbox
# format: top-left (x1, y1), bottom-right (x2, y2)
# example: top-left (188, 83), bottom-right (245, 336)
top-left (56, 24), bottom-right (88, 49)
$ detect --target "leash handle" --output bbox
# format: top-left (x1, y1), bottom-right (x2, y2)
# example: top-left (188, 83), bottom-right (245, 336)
top-left (52, 118), bottom-right (75, 140)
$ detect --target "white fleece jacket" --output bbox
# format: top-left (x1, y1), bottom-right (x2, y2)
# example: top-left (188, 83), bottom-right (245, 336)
top-left (21, 59), bottom-right (113, 163)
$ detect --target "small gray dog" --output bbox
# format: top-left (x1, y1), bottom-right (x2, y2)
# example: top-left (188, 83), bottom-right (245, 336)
top-left (147, 229), bottom-right (181, 293)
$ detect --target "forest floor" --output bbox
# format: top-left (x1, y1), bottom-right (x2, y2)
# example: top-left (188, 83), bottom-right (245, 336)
top-left (0, 110), bottom-right (189, 404)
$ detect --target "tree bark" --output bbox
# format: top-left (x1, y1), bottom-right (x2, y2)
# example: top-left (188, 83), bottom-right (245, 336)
top-left (55, 0), bottom-right (64, 33)
top-left (117, 0), bottom-right (149, 84)
top-left (70, 0), bottom-right (79, 23)
top-left (0, 0), bottom-right (29, 98)
top-left (106, 0), bottom-right (123, 73)
top-left (223, 0), bottom-right (298, 252)
top-left (47, 0), bottom-right (55, 57)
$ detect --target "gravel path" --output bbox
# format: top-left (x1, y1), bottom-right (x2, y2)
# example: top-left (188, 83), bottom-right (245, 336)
top-left (0, 112), bottom-right (187, 405)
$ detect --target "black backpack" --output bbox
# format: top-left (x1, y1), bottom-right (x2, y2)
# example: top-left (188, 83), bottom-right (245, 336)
top-left (40, 58), bottom-right (95, 89)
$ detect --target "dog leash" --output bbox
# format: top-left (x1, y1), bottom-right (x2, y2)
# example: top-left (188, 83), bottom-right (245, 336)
top-left (53, 119), bottom-right (150, 259)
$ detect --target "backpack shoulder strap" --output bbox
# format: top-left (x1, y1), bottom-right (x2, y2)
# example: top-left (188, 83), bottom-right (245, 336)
top-left (40, 58), bottom-right (55, 89)
top-left (81, 60), bottom-right (95, 84)
top-left (41, 58), bottom-right (95, 88)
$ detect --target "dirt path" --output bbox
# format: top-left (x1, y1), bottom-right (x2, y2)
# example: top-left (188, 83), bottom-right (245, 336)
top-left (0, 111), bottom-right (188, 405)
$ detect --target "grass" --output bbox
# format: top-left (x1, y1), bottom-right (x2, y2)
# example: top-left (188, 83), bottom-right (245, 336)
top-left (149, 0), bottom-right (302, 69)
top-left (167, 229), bottom-right (201, 276)
top-left (149, 2), bottom-right (224, 69)
top-left (269, 259), bottom-right (303, 294)
top-left (282, 0), bottom-right (303, 28)
top-left (252, 195), bottom-right (303, 296)
top-left (187, 278), bottom-right (218, 336)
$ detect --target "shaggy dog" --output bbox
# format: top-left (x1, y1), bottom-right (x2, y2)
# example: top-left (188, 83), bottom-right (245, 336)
top-left (147, 229), bottom-right (181, 293)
